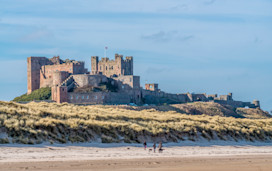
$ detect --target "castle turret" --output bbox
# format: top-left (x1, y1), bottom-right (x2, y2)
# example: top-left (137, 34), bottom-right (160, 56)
top-left (91, 56), bottom-right (99, 74)
top-left (252, 100), bottom-right (260, 108)
top-left (52, 71), bottom-right (69, 86)
top-left (125, 56), bottom-right (133, 75)
top-left (90, 53), bottom-right (133, 77)
top-left (27, 57), bottom-right (51, 94)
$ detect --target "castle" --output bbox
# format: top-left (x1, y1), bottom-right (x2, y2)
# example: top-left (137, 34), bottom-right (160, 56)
top-left (27, 54), bottom-right (260, 108)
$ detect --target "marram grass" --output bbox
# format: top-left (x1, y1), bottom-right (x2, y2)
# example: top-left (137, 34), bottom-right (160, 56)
top-left (0, 101), bottom-right (272, 144)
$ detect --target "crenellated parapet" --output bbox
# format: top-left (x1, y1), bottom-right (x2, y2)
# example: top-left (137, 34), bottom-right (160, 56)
top-left (91, 53), bottom-right (133, 77)
top-left (27, 56), bottom-right (88, 94)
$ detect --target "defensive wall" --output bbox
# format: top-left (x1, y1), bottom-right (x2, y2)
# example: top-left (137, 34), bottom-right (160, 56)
top-left (27, 56), bottom-right (88, 94)
top-left (27, 55), bottom-right (260, 108)
top-left (91, 53), bottom-right (133, 77)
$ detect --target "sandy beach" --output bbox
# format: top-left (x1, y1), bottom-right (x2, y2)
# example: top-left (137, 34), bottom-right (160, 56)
top-left (1, 144), bottom-right (272, 171)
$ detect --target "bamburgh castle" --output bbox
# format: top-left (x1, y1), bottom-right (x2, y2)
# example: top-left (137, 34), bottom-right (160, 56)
top-left (27, 54), bottom-right (260, 108)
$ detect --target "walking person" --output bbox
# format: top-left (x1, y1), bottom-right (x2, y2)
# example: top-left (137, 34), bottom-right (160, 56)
top-left (153, 143), bottom-right (156, 153)
top-left (158, 141), bottom-right (163, 153)
top-left (143, 141), bottom-right (147, 150)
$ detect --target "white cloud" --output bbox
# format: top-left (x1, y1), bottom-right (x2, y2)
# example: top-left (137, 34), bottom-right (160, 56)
top-left (20, 28), bottom-right (54, 42)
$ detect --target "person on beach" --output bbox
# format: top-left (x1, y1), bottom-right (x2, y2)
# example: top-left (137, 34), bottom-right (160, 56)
top-left (143, 141), bottom-right (147, 150)
top-left (158, 142), bottom-right (163, 153)
top-left (153, 143), bottom-right (156, 153)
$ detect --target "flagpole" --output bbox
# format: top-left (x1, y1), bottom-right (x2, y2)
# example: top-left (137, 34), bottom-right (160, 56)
top-left (104, 46), bottom-right (108, 57)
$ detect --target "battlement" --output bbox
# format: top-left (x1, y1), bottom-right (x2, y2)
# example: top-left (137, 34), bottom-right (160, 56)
top-left (115, 53), bottom-right (123, 60)
top-left (145, 83), bottom-right (159, 91)
top-left (125, 56), bottom-right (133, 61)
top-left (27, 56), bottom-right (88, 94)
top-left (27, 54), bottom-right (261, 108)
top-left (91, 53), bottom-right (133, 77)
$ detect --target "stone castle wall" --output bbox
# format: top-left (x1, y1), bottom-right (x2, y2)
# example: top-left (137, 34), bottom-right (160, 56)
top-left (114, 75), bottom-right (140, 90)
top-left (27, 56), bottom-right (88, 94)
top-left (27, 55), bottom-right (260, 109)
top-left (67, 92), bottom-right (131, 104)
top-left (72, 74), bottom-right (108, 87)
top-left (91, 54), bottom-right (133, 77)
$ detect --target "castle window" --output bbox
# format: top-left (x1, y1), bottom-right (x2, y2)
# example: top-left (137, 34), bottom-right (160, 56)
top-left (70, 95), bottom-right (73, 99)
top-left (87, 95), bottom-right (89, 99)
top-left (102, 96), bottom-right (104, 99)
top-left (76, 96), bottom-right (79, 99)
top-left (82, 95), bottom-right (84, 99)
top-left (95, 96), bottom-right (97, 99)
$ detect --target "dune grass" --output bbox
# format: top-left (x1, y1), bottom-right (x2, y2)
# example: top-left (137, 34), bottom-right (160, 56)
top-left (0, 101), bottom-right (272, 144)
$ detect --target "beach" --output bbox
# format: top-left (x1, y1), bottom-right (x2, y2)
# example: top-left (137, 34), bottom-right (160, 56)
top-left (1, 144), bottom-right (272, 171)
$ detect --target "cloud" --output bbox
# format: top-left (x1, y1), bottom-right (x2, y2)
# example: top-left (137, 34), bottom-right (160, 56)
top-left (203, 0), bottom-right (216, 5)
top-left (20, 28), bottom-right (54, 42)
top-left (159, 4), bottom-right (188, 13)
top-left (141, 31), bottom-right (194, 43)
top-left (178, 35), bottom-right (194, 41)
top-left (19, 48), bottom-right (60, 56)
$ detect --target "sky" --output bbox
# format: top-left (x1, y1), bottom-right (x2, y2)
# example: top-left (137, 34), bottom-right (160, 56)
top-left (0, 0), bottom-right (271, 111)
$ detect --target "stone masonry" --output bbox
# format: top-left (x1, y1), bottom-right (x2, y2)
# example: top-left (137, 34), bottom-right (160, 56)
top-left (91, 53), bottom-right (133, 77)
top-left (27, 56), bottom-right (88, 94)
top-left (26, 54), bottom-right (261, 108)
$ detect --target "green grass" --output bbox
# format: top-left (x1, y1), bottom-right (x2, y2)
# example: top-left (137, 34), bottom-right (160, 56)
top-left (13, 87), bottom-right (51, 102)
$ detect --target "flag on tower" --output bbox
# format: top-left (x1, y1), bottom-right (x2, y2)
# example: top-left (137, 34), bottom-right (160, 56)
top-left (104, 46), bottom-right (108, 57)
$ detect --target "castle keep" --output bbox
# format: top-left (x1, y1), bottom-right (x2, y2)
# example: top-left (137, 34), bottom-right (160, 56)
top-left (27, 54), bottom-right (260, 108)
top-left (91, 54), bottom-right (133, 77)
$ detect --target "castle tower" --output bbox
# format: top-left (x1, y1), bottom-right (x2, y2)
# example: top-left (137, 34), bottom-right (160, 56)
top-left (27, 57), bottom-right (51, 94)
top-left (90, 53), bottom-right (133, 77)
top-left (125, 56), bottom-right (133, 75)
top-left (52, 71), bottom-right (69, 86)
top-left (91, 56), bottom-right (99, 74)
top-left (252, 100), bottom-right (260, 108)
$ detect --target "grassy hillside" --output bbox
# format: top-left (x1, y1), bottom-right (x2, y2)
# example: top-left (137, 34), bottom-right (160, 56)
top-left (13, 87), bottom-right (51, 102)
top-left (120, 102), bottom-right (271, 119)
top-left (0, 101), bottom-right (271, 144)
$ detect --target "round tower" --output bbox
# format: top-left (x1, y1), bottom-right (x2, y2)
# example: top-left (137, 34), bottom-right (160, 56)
top-left (52, 71), bottom-right (64, 86)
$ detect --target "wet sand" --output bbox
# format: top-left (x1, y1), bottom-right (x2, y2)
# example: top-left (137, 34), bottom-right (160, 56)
top-left (1, 145), bottom-right (272, 171)
top-left (1, 155), bottom-right (272, 171)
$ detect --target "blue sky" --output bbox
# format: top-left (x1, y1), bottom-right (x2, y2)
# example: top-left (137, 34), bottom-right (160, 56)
top-left (0, 0), bottom-right (271, 111)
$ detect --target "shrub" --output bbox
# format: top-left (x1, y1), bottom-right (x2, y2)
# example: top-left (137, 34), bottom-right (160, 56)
top-left (13, 87), bottom-right (51, 102)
